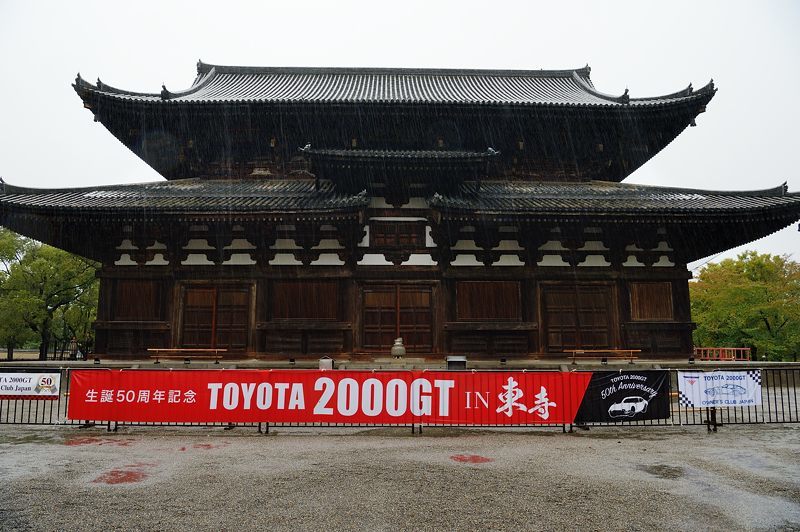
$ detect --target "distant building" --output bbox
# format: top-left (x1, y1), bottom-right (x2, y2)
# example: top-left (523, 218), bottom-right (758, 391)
top-left (2, 62), bottom-right (799, 361)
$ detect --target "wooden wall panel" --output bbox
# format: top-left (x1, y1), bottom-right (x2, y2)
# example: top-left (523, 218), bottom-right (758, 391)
top-left (456, 281), bottom-right (521, 321)
top-left (113, 280), bottom-right (162, 320)
top-left (106, 331), bottom-right (168, 354)
top-left (265, 331), bottom-right (303, 354)
top-left (448, 332), bottom-right (529, 356)
top-left (271, 281), bottom-right (339, 320)
top-left (629, 282), bottom-right (673, 321)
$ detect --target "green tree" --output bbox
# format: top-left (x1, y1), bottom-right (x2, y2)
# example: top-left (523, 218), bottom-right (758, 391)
top-left (0, 230), bottom-right (38, 359)
top-left (0, 229), bottom-right (99, 360)
top-left (690, 251), bottom-right (800, 361)
top-left (0, 286), bottom-right (39, 359)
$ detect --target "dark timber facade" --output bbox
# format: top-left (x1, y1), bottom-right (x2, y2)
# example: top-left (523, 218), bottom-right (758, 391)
top-left (2, 62), bottom-right (800, 361)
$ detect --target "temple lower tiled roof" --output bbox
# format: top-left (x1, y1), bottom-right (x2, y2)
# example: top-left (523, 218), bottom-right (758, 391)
top-left (3, 178), bottom-right (799, 220)
top-left (0, 178), bottom-right (369, 214)
top-left (74, 62), bottom-right (715, 108)
top-left (429, 181), bottom-right (800, 217)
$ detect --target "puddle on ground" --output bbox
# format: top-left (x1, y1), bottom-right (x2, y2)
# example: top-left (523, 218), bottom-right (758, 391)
top-left (451, 454), bottom-right (493, 463)
top-left (192, 442), bottom-right (228, 450)
top-left (0, 433), bottom-right (61, 445)
top-left (64, 436), bottom-right (136, 447)
top-left (639, 464), bottom-right (685, 479)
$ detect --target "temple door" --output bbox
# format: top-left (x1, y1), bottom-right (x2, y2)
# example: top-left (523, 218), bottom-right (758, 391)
top-left (181, 286), bottom-right (250, 351)
top-left (362, 285), bottom-right (433, 353)
top-left (542, 285), bottom-right (614, 352)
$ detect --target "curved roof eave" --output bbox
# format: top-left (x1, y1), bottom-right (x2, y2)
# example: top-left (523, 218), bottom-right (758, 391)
top-left (72, 62), bottom-right (715, 109)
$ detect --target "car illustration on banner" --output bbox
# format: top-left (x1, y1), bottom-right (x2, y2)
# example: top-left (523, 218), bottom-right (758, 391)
top-left (703, 384), bottom-right (747, 397)
top-left (608, 396), bottom-right (649, 418)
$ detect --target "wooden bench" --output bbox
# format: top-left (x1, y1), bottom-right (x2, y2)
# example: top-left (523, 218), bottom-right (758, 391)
top-left (564, 349), bottom-right (640, 364)
top-left (147, 348), bottom-right (226, 364)
top-left (693, 347), bottom-right (751, 361)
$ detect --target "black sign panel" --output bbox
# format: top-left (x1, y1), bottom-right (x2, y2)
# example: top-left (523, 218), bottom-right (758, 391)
top-left (574, 371), bottom-right (670, 423)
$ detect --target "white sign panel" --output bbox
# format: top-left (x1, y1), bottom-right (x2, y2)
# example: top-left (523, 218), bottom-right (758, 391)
top-left (0, 372), bottom-right (61, 399)
top-left (677, 370), bottom-right (761, 408)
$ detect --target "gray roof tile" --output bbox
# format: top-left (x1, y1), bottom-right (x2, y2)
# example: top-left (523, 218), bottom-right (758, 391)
top-left (430, 181), bottom-right (800, 216)
top-left (74, 63), bottom-right (714, 108)
top-left (0, 178), bottom-right (369, 213)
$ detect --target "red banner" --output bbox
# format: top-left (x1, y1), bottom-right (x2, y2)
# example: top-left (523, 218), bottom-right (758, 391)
top-left (68, 370), bottom-right (592, 425)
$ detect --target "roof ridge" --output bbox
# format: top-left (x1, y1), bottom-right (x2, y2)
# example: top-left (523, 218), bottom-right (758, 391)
top-left (612, 180), bottom-right (788, 197)
top-left (464, 180), bottom-right (791, 198)
top-left (161, 67), bottom-right (217, 100)
top-left (196, 60), bottom-right (592, 78)
top-left (73, 73), bottom-right (160, 98)
top-left (0, 177), bottom-right (345, 197)
top-left (571, 72), bottom-right (629, 104)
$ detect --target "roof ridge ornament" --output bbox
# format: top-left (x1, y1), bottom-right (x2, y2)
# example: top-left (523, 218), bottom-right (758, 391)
top-left (160, 84), bottom-right (172, 100)
top-left (73, 73), bottom-right (92, 89)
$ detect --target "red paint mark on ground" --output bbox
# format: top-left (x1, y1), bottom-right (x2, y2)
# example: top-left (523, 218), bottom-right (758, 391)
top-left (179, 447), bottom-right (187, 452)
top-left (450, 454), bottom-right (493, 464)
top-left (93, 462), bottom-right (158, 485)
top-left (93, 469), bottom-right (148, 485)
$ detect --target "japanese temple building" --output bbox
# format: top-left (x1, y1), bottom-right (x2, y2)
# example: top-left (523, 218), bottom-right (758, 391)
top-left (2, 61), bottom-right (800, 361)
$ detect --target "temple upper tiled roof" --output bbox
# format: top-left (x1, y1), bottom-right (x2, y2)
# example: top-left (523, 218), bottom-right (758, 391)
top-left (71, 61), bottom-right (717, 182)
top-left (74, 61), bottom-right (715, 108)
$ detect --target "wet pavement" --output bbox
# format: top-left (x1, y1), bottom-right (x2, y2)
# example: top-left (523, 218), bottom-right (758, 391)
top-left (1, 424), bottom-right (799, 531)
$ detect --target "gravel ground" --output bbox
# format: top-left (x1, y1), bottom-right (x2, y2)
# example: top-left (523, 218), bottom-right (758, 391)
top-left (1, 424), bottom-right (799, 531)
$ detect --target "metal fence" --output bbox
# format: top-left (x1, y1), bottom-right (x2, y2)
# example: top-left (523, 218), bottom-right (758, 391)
top-left (1, 366), bottom-right (798, 432)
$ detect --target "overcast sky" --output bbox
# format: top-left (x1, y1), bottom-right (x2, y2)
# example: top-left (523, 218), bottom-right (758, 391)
top-left (0, 0), bottom-right (798, 269)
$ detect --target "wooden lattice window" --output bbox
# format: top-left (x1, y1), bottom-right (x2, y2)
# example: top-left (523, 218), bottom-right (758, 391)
top-left (370, 222), bottom-right (426, 248)
top-left (362, 285), bottom-right (433, 352)
top-left (629, 282), bottom-right (673, 321)
top-left (181, 286), bottom-right (250, 351)
top-left (456, 281), bottom-right (522, 321)
top-left (542, 285), bottom-right (614, 352)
